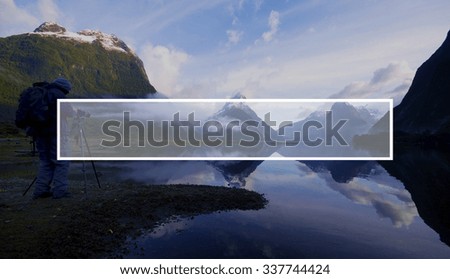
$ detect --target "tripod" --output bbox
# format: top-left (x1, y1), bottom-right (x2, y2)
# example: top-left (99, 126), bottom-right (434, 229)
top-left (74, 115), bottom-right (101, 195)
top-left (22, 115), bottom-right (101, 197)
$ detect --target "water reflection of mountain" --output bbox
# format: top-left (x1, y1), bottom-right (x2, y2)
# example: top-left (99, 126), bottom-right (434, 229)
top-left (99, 160), bottom-right (263, 188)
top-left (209, 161), bottom-right (263, 188)
top-left (301, 161), bottom-right (378, 183)
top-left (301, 149), bottom-right (450, 247)
top-left (102, 161), bottom-right (221, 185)
top-left (103, 149), bottom-right (450, 247)
top-left (380, 149), bottom-right (450, 246)
top-left (299, 160), bottom-right (418, 228)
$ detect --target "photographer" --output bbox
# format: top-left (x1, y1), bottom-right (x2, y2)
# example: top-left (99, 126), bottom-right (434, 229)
top-left (32, 78), bottom-right (75, 199)
top-left (71, 109), bottom-right (90, 147)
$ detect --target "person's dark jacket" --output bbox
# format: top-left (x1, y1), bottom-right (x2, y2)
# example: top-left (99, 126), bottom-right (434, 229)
top-left (33, 83), bottom-right (74, 137)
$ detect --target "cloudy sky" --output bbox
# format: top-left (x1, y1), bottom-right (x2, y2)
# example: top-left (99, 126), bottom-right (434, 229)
top-left (1, 0), bottom-right (449, 102)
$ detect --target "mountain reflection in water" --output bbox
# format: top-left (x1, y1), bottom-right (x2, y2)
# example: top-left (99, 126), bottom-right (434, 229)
top-left (301, 161), bottom-right (418, 228)
top-left (99, 148), bottom-right (450, 258)
top-left (381, 148), bottom-right (450, 246)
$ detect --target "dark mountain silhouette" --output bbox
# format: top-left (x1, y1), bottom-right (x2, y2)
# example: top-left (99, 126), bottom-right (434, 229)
top-left (209, 161), bottom-right (263, 188)
top-left (302, 153), bottom-right (450, 248)
top-left (394, 30), bottom-right (450, 135)
top-left (348, 30), bottom-right (450, 245)
top-left (301, 161), bottom-right (378, 183)
top-left (380, 149), bottom-right (450, 246)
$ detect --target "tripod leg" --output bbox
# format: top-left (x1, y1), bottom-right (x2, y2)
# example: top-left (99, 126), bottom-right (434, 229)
top-left (80, 127), bottom-right (89, 196)
top-left (22, 177), bottom-right (37, 196)
top-left (90, 160), bottom-right (101, 189)
top-left (82, 160), bottom-right (88, 195)
top-left (80, 126), bottom-right (101, 189)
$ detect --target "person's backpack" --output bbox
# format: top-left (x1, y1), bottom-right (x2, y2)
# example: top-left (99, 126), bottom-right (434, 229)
top-left (15, 82), bottom-right (51, 130)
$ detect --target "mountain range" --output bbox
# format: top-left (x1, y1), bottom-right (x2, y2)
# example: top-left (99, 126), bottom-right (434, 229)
top-left (1, 22), bottom-right (449, 143)
top-left (177, 93), bottom-right (281, 157)
top-left (278, 102), bottom-right (380, 157)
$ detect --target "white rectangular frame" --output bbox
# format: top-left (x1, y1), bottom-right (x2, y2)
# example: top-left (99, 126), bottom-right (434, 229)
top-left (57, 98), bottom-right (393, 161)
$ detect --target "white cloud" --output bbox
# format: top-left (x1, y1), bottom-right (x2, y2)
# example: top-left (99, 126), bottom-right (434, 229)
top-left (139, 43), bottom-right (189, 95)
top-left (0, 0), bottom-right (67, 37)
top-left (226, 29), bottom-right (243, 45)
top-left (308, 166), bottom-right (418, 228)
top-left (0, 0), bottom-right (39, 36)
top-left (37, 0), bottom-right (61, 22)
top-left (175, 25), bottom-right (443, 99)
top-left (232, 16), bottom-right (239, 25)
top-left (2, 0), bottom-right (440, 102)
top-left (237, 0), bottom-right (245, 10)
top-left (371, 62), bottom-right (413, 84)
top-left (261, 10), bottom-right (280, 42)
top-left (216, 63), bottom-right (280, 97)
top-left (229, 0), bottom-right (263, 27)
top-left (233, 0), bottom-right (263, 12)
top-left (172, 1), bottom-right (449, 99)
top-left (254, 0), bottom-right (263, 11)
top-left (331, 62), bottom-right (414, 105)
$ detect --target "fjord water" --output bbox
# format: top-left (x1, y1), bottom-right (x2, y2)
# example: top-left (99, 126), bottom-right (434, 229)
top-left (106, 149), bottom-right (450, 258)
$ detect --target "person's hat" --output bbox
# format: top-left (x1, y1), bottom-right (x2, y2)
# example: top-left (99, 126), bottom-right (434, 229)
top-left (53, 77), bottom-right (72, 93)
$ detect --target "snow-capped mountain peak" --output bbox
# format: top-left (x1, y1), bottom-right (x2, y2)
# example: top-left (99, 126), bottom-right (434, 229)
top-left (213, 93), bottom-right (259, 120)
top-left (77, 29), bottom-right (132, 53)
top-left (31, 22), bottom-right (133, 54)
top-left (230, 92), bottom-right (247, 99)
top-left (33, 21), bottom-right (66, 33)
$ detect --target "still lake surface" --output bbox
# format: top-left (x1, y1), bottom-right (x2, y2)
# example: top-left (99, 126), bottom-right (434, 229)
top-left (101, 149), bottom-right (450, 258)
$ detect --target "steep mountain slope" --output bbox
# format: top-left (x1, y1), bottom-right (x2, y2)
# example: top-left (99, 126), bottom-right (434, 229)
top-left (0, 22), bottom-right (156, 122)
top-left (394, 30), bottom-right (450, 135)
top-left (209, 93), bottom-right (282, 146)
top-left (380, 149), bottom-right (450, 246)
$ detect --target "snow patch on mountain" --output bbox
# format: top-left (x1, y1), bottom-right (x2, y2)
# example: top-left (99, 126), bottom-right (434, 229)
top-left (30, 22), bottom-right (132, 54)
top-left (214, 92), bottom-right (260, 120)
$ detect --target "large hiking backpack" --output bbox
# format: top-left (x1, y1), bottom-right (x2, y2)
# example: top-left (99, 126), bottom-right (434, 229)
top-left (15, 82), bottom-right (51, 130)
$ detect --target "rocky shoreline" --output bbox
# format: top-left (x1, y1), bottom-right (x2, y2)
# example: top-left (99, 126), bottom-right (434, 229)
top-left (0, 138), bottom-right (268, 258)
